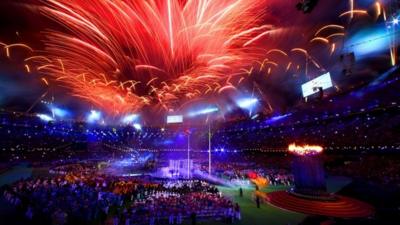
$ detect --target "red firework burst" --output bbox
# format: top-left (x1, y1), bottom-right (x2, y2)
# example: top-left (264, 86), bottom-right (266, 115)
top-left (23, 0), bottom-right (281, 114)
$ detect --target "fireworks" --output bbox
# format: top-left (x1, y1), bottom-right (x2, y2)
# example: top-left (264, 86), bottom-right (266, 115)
top-left (22, 0), bottom-right (279, 114)
top-left (1, 0), bottom-right (392, 116)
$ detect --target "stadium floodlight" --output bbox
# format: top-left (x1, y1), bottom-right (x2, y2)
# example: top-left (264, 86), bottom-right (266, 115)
top-left (133, 123), bottom-right (142, 130)
top-left (87, 110), bottom-right (101, 123)
top-left (122, 114), bottom-right (139, 124)
top-left (37, 114), bottom-right (54, 122)
top-left (50, 106), bottom-right (69, 118)
top-left (188, 107), bottom-right (219, 117)
top-left (393, 18), bottom-right (399, 25)
top-left (237, 98), bottom-right (258, 109)
top-left (251, 114), bottom-right (259, 120)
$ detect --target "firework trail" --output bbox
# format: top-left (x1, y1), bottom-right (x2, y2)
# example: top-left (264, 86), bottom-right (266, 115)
top-left (26, 0), bottom-right (279, 114)
top-left (2, 0), bottom-right (379, 116)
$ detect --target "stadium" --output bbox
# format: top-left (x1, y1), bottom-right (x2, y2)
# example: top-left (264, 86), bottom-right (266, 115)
top-left (0, 0), bottom-right (399, 225)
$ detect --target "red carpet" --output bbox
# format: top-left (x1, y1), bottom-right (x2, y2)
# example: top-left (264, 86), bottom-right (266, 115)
top-left (265, 191), bottom-right (374, 218)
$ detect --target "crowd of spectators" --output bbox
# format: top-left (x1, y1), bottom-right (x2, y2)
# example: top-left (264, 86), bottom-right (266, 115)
top-left (2, 170), bottom-right (239, 225)
top-left (3, 176), bottom-right (121, 225)
top-left (1, 102), bottom-right (399, 167)
top-left (212, 105), bottom-right (399, 150)
top-left (1, 105), bottom-right (398, 164)
top-left (122, 191), bottom-right (237, 225)
top-left (202, 161), bottom-right (293, 187)
top-left (326, 154), bottom-right (400, 186)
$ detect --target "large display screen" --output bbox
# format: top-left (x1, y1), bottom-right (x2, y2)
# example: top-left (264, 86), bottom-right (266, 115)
top-left (301, 72), bottom-right (333, 97)
top-left (167, 115), bottom-right (183, 124)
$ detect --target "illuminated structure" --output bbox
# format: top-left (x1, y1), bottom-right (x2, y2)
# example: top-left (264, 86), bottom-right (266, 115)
top-left (288, 143), bottom-right (330, 199)
top-left (288, 143), bottom-right (323, 155)
top-left (265, 144), bottom-right (374, 218)
top-left (168, 159), bottom-right (193, 178)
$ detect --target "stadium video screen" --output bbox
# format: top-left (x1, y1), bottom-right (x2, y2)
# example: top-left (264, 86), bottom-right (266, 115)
top-left (167, 115), bottom-right (183, 124)
top-left (301, 72), bottom-right (333, 97)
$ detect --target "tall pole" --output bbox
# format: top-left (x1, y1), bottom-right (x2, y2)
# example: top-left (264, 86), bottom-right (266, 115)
top-left (208, 123), bottom-right (211, 175)
top-left (187, 132), bottom-right (190, 179)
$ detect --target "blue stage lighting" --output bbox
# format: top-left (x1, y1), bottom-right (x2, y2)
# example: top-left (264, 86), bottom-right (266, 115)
top-left (237, 98), bottom-right (258, 109)
top-left (122, 114), bottom-right (139, 124)
top-left (133, 123), bottom-right (142, 130)
top-left (265, 113), bottom-right (292, 124)
top-left (37, 114), bottom-right (54, 122)
top-left (199, 107), bottom-right (219, 114)
top-left (251, 114), bottom-right (260, 120)
top-left (392, 18), bottom-right (399, 26)
top-left (50, 106), bottom-right (69, 118)
top-left (87, 110), bottom-right (101, 123)
top-left (188, 107), bottom-right (219, 117)
top-left (345, 24), bottom-right (398, 58)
